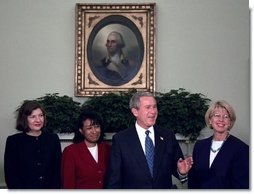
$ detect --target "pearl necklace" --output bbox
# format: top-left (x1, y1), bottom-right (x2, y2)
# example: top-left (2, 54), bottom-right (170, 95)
top-left (210, 133), bottom-right (230, 153)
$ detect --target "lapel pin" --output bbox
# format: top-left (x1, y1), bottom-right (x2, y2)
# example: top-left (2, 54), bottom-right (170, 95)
top-left (160, 136), bottom-right (164, 140)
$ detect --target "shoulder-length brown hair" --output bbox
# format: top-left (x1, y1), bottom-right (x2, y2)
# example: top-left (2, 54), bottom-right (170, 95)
top-left (16, 100), bottom-right (47, 132)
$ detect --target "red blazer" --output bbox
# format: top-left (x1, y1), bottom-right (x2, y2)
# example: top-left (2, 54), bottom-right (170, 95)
top-left (61, 141), bottom-right (110, 189)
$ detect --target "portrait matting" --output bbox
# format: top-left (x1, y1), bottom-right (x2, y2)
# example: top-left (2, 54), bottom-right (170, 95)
top-left (75, 3), bottom-right (156, 96)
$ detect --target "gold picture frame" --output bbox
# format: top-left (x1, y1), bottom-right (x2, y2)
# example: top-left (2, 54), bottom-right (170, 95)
top-left (75, 3), bottom-right (156, 96)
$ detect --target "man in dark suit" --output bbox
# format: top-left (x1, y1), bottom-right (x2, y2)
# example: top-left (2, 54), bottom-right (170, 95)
top-left (105, 91), bottom-right (193, 189)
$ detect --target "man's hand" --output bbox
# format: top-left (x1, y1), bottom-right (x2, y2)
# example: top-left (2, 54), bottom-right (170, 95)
top-left (177, 156), bottom-right (193, 175)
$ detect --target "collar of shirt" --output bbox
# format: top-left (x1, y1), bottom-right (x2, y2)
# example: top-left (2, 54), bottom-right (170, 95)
top-left (135, 122), bottom-right (155, 153)
top-left (87, 143), bottom-right (98, 163)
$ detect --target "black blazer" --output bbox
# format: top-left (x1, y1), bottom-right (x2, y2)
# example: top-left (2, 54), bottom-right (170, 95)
top-left (105, 125), bottom-right (184, 189)
top-left (4, 131), bottom-right (62, 189)
top-left (188, 135), bottom-right (249, 189)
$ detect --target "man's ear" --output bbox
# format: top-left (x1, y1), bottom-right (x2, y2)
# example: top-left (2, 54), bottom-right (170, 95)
top-left (131, 108), bottom-right (138, 117)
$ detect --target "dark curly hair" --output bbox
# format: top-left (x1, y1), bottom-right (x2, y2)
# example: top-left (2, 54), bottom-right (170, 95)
top-left (73, 111), bottom-right (105, 143)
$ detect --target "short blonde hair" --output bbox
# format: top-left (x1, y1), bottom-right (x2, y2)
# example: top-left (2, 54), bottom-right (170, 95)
top-left (205, 100), bottom-right (236, 130)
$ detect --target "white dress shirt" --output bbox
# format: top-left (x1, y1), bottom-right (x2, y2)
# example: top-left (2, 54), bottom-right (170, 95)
top-left (135, 122), bottom-right (155, 154)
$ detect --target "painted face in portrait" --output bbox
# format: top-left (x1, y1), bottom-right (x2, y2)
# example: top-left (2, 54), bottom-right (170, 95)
top-left (106, 34), bottom-right (119, 55)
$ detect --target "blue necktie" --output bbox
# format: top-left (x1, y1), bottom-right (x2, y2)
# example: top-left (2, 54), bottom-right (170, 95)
top-left (145, 130), bottom-right (154, 177)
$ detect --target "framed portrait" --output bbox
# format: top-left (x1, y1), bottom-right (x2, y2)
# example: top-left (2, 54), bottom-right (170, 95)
top-left (75, 3), bottom-right (156, 96)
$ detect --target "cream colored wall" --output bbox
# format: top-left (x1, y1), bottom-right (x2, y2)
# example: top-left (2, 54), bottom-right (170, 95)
top-left (0, 0), bottom-right (250, 187)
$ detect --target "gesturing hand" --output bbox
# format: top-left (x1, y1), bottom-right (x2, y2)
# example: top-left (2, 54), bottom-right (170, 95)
top-left (177, 156), bottom-right (193, 175)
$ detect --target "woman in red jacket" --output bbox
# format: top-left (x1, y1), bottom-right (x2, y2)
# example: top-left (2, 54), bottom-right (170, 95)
top-left (61, 111), bottom-right (111, 189)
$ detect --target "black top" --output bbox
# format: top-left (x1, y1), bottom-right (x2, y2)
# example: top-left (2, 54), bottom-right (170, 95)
top-left (96, 57), bottom-right (131, 86)
top-left (4, 131), bottom-right (62, 189)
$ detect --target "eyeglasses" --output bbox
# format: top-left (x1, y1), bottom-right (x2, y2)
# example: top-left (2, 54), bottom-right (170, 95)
top-left (83, 125), bottom-right (101, 130)
top-left (212, 114), bottom-right (230, 120)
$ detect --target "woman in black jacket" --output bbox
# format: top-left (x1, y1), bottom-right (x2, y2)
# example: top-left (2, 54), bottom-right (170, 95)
top-left (4, 100), bottom-right (62, 189)
top-left (188, 100), bottom-right (249, 189)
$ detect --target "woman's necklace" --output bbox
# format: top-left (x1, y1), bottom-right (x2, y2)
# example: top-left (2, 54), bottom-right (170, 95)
top-left (210, 133), bottom-right (230, 153)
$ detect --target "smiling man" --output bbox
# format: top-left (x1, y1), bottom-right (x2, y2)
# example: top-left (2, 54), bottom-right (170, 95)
top-left (106, 91), bottom-right (193, 189)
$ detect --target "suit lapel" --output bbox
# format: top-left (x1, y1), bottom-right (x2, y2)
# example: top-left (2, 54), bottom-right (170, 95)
top-left (210, 135), bottom-right (231, 169)
top-left (127, 127), bottom-right (152, 177)
top-left (97, 143), bottom-right (108, 169)
top-left (153, 127), bottom-right (166, 178)
top-left (78, 142), bottom-right (99, 168)
top-left (198, 137), bottom-right (212, 169)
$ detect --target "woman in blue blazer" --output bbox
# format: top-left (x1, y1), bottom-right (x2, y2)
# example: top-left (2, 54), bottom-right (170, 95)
top-left (188, 100), bottom-right (249, 189)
